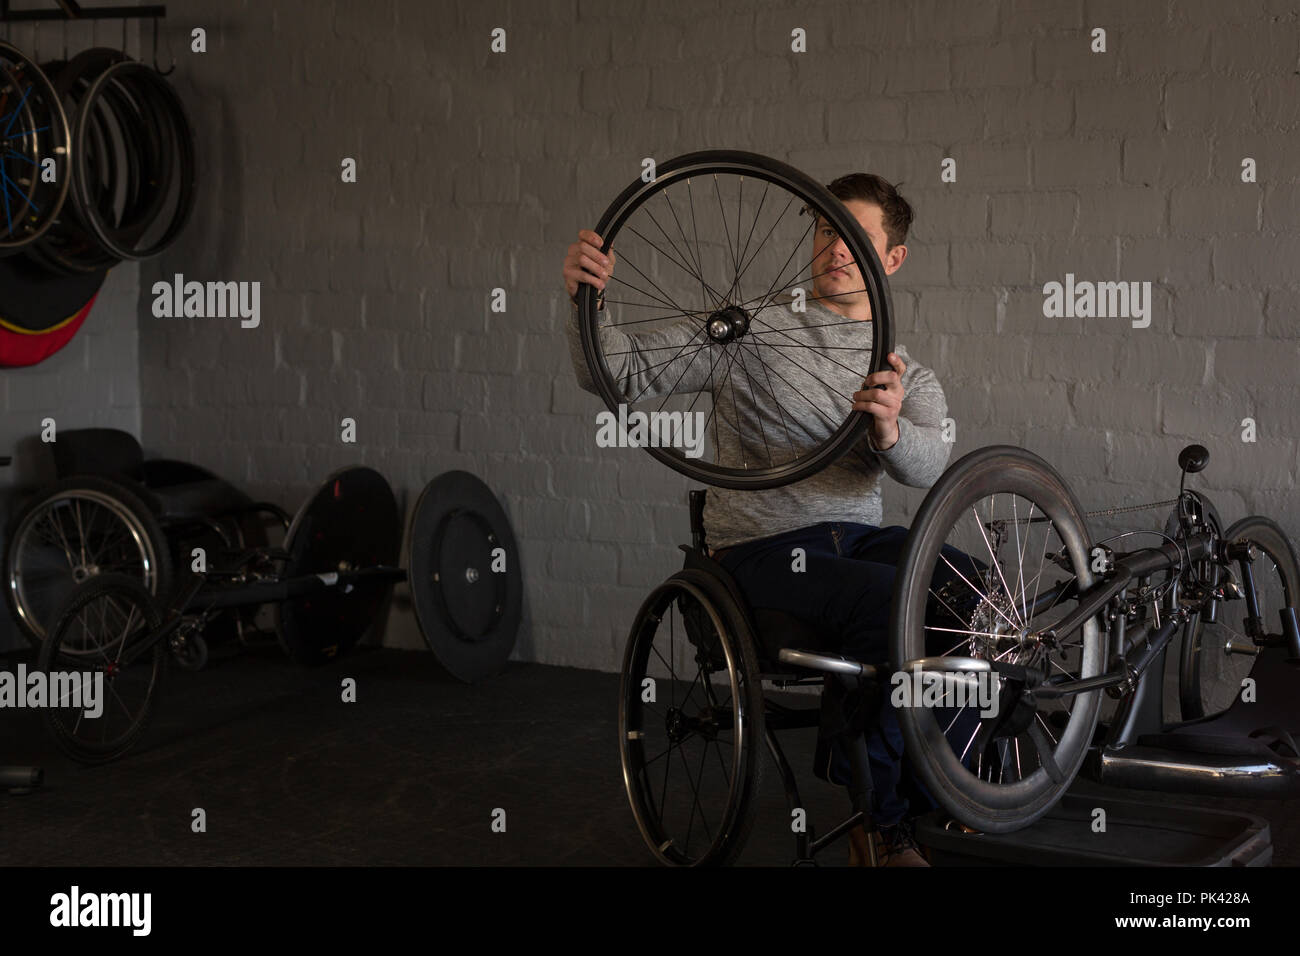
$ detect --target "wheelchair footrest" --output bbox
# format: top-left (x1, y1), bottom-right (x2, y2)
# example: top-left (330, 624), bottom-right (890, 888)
top-left (914, 789), bottom-right (1273, 866)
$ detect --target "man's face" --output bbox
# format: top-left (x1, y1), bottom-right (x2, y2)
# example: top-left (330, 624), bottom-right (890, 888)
top-left (810, 199), bottom-right (906, 318)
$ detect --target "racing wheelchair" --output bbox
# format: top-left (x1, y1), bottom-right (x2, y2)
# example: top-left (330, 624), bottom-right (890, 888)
top-left (34, 467), bottom-right (522, 763)
top-left (575, 150), bottom-right (1300, 863)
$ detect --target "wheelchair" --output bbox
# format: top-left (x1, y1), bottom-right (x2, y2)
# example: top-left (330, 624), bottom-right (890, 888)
top-left (4, 427), bottom-right (291, 647)
top-left (619, 489), bottom-right (893, 867)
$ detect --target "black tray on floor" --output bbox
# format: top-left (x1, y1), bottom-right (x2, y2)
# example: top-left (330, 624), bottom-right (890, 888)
top-left (915, 791), bottom-right (1272, 866)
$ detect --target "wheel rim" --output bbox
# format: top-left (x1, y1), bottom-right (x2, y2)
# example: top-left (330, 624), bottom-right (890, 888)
top-left (43, 583), bottom-right (163, 761)
top-left (0, 42), bottom-right (72, 250)
top-left (580, 150), bottom-right (893, 490)
top-left (620, 578), bottom-right (752, 865)
top-left (1190, 519), bottom-right (1299, 718)
top-left (896, 453), bottom-right (1102, 827)
top-left (9, 489), bottom-right (162, 641)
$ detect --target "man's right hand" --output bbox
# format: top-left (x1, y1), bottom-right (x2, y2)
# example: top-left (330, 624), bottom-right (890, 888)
top-left (563, 229), bottom-right (616, 303)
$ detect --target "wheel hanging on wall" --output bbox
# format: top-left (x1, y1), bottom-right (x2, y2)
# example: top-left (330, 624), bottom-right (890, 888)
top-left (276, 466), bottom-right (402, 666)
top-left (25, 48), bottom-right (196, 274)
top-left (408, 471), bottom-right (522, 683)
top-left (0, 42), bottom-right (72, 254)
top-left (0, 251), bottom-right (106, 365)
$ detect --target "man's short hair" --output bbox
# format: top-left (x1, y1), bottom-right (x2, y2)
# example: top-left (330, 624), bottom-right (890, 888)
top-left (825, 173), bottom-right (914, 251)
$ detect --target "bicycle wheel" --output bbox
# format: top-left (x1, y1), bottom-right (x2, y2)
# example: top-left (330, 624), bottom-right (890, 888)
top-left (619, 569), bottom-right (765, 865)
top-left (578, 150), bottom-right (893, 489)
top-left (38, 573), bottom-right (167, 764)
top-left (890, 445), bottom-right (1104, 833)
top-left (0, 42), bottom-right (72, 252)
top-left (1180, 516), bottom-right (1300, 719)
top-left (4, 474), bottom-right (174, 646)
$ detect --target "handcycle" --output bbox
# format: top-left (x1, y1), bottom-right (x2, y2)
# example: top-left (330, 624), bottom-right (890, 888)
top-left (891, 441), bottom-right (1300, 833)
top-left (34, 467), bottom-right (522, 763)
top-left (574, 149), bottom-right (1300, 862)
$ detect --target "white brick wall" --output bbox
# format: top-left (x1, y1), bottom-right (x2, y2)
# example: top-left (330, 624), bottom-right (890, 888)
top-left (7, 1), bottom-right (1297, 674)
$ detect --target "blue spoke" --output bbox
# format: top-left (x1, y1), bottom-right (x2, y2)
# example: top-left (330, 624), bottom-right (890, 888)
top-left (3, 148), bottom-right (36, 165)
top-left (6, 126), bottom-right (50, 141)
top-left (3, 83), bottom-right (33, 138)
top-left (0, 166), bottom-right (36, 215)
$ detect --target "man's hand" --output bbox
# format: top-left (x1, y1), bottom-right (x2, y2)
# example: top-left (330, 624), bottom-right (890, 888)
top-left (563, 229), bottom-right (617, 303)
top-left (851, 352), bottom-right (906, 451)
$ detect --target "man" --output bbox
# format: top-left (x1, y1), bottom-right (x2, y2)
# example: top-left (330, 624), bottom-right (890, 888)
top-left (563, 173), bottom-right (950, 865)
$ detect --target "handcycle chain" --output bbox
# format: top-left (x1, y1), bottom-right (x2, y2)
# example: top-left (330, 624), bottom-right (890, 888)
top-left (1082, 497), bottom-right (1179, 519)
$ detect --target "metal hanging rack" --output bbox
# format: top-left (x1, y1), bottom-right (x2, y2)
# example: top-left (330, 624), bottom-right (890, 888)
top-left (0, 0), bottom-right (165, 20)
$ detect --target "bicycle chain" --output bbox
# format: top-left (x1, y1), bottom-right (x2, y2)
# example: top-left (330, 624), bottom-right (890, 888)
top-left (1083, 497), bottom-right (1179, 519)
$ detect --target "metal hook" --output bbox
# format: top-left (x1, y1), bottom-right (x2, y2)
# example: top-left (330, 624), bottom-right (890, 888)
top-left (152, 17), bottom-right (173, 75)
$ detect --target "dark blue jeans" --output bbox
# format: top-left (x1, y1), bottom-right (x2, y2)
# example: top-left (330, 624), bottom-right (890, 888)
top-left (716, 521), bottom-right (980, 827)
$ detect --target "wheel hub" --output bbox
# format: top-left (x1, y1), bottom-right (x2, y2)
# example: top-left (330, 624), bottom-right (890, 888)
top-left (706, 306), bottom-right (751, 343)
top-left (665, 706), bottom-right (718, 742)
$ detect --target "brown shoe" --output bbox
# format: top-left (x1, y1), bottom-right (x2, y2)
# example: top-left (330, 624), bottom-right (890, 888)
top-left (848, 820), bottom-right (930, 867)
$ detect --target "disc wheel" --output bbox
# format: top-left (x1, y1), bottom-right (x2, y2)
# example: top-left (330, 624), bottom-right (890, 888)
top-left (275, 466), bottom-right (401, 665)
top-left (578, 149), bottom-right (894, 490)
top-left (890, 446), bottom-right (1104, 833)
top-left (38, 573), bottom-right (167, 764)
top-left (4, 475), bottom-right (173, 647)
top-left (1180, 516), bottom-right (1300, 720)
top-left (619, 569), bottom-right (765, 865)
top-left (407, 471), bottom-right (522, 683)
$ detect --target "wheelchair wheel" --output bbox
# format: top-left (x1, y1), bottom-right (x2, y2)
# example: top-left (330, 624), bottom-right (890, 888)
top-left (5, 475), bottom-right (174, 646)
top-left (1180, 516), bottom-right (1300, 719)
top-left (619, 569), bottom-right (765, 865)
top-left (579, 149), bottom-right (894, 490)
top-left (38, 573), bottom-right (167, 764)
top-left (890, 446), bottom-right (1104, 833)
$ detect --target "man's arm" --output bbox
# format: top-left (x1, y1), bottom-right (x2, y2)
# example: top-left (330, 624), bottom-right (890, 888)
top-left (871, 359), bottom-right (950, 487)
top-left (563, 229), bottom-right (712, 401)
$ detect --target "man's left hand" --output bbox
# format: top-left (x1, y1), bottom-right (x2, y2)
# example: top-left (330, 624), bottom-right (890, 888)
top-left (851, 352), bottom-right (906, 451)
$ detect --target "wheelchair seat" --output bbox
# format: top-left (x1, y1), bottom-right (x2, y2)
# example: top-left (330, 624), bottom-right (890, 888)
top-left (50, 427), bottom-right (259, 522)
top-left (679, 544), bottom-right (833, 674)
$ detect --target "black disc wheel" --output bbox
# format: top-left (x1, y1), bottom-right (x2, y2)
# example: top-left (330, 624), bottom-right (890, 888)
top-left (578, 149), bottom-right (894, 490)
top-left (38, 573), bottom-right (167, 764)
top-left (276, 466), bottom-right (401, 666)
top-left (890, 446), bottom-right (1104, 833)
top-left (4, 475), bottom-right (174, 647)
top-left (1180, 516), bottom-right (1300, 720)
top-left (408, 470), bottom-right (522, 683)
top-left (0, 42), bottom-right (72, 252)
top-left (619, 569), bottom-right (765, 865)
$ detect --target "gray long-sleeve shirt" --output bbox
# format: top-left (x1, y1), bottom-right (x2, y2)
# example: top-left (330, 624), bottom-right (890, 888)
top-left (566, 293), bottom-right (951, 549)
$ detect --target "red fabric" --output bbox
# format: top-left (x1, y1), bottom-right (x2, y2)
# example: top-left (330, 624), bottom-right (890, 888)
top-left (0, 294), bottom-right (96, 367)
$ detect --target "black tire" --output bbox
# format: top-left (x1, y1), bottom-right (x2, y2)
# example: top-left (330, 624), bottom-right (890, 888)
top-left (38, 573), bottom-right (167, 764)
top-left (579, 149), bottom-right (893, 490)
top-left (890, 446), bottom-right (1104, 833)
top-left (4, 474), bottom-right (175, 646)
top-left (1161, 490), bottom-right (1223, 722)
top-left (1180, 516), bottom-right (1300, 720)
top-left (71, 60), bottom-right (195, 262)
top-left (0, 42), bottom-right (72, 252)
top-left (619, 569), bottom-right (765, 865)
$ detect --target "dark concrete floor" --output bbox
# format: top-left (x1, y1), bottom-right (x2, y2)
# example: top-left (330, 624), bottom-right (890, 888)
top-left (0, 645), bottom-right (1294, 866)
